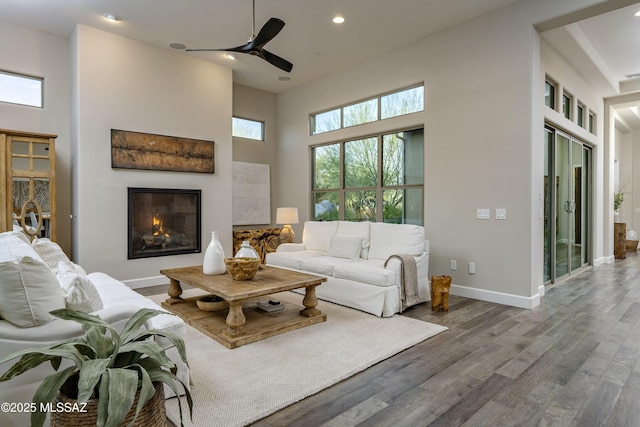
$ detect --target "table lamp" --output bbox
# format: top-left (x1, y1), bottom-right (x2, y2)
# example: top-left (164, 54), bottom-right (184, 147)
top-left (276, 207), bottom-right (299, 243)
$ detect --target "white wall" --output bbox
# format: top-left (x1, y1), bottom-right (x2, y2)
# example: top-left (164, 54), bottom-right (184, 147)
top-left (0, 21), bottom-right (72, 254)
top-left (232, 83), bottom-right (279, 228)
top-left (276, 0), bottom-right (615, 308)
top-left (71, 25), bottom-right (233, 285)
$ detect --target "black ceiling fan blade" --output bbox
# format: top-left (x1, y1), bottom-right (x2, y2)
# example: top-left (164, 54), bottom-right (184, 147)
top-left (186, 43), bottom-right (251, 53)
top-left (260, 49), bottom-right (293, 73)
top-left (251, 18), bottom-right (285, 48)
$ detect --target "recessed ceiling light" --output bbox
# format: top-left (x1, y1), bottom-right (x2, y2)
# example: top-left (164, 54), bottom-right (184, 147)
top-left (103, 13), bottom-right (121, 22)
top-left (635, 10), bottom-right (640, 17)
top-left (333, 16), bottom-right (345, 24)
top-left (224, 53), bottom-right (236, 60)
top-left (169, 42), bottom-right (186, 50)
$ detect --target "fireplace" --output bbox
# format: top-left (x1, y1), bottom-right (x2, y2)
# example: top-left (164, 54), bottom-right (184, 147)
top-left (127, 187), bottom-right (201, 259)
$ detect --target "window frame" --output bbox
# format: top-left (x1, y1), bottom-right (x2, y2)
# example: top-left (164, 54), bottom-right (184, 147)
top-left (309, 83), bottom-right (424, 135)
top-left (232, 116), bottom-right (265, 141)
top-left (0, 70), bottom-right (44, 108)
top-left (311, 126), bottom-right (424, 225)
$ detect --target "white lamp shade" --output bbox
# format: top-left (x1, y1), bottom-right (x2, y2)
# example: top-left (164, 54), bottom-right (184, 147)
top-left (276, 207), bottom-right (299, 225)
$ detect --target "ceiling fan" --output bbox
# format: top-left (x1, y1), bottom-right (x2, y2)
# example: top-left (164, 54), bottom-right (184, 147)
top-left (186, 0), bottom-right (293, 73)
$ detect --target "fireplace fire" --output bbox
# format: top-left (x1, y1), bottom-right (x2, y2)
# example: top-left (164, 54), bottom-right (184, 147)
top-left (128, 188), bottom-right (201, 259)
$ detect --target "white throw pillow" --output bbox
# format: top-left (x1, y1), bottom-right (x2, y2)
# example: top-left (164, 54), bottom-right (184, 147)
top-left (56, 260), bottom-right (104, 313)
top-left (0, 234), bottom-right (65, 327)
top-left (336, 221), bottom-right (371, 258)
top-left (327, 235), bottom-right (363, 260)
top-left (368, 223), bottom-right (425, 260)
top-left (32, 237), bottom-right (71, 272)
top-left (302, 221), bottom-right (338, 252)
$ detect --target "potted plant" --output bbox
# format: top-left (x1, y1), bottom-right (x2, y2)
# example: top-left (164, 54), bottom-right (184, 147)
top-left (0, 308), bottom-right (192, 427)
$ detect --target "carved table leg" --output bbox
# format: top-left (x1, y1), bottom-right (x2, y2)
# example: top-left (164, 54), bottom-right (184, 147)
top-left (224, 301), bottom-right (246, 337)
top-left (300, 284), bottom-right (321, 317)
top-left (166, 278), bottom-right (184, 305)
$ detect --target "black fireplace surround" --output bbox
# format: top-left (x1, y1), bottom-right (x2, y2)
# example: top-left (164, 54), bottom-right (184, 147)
top-left (127, 187), bottom-right (201, 259)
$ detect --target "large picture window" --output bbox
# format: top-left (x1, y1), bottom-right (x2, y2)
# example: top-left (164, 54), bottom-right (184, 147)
top-left (312, 128), bottom-right (424, 225)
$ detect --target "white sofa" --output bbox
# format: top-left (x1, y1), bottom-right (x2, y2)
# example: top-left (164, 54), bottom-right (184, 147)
top-left (266, 221), bottom-right (430, 317)
top-left (0, 231), bottom-right (189, 427)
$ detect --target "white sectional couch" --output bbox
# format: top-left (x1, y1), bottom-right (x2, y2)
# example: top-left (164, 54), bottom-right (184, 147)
top-left (266, 221), bottom-right (430, 317)
top-left (0, 231), bottom-right (189, 427)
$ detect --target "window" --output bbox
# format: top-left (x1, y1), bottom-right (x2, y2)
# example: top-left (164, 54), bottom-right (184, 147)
top-left (232, 117), bottom-right (264, 141)
top-left (310, 84), bottom-right (424, 135)
top-left (562, 93), bottom-right (572, 120)
top-left (577, 103), bottom-right (585, 128)
top-left (0, 70), bottom-right (43, 108)
top-left (312, 128), bottom-right (424, 225)
top-left (545, 80), bottom-right (556, 109)
top-left (588, 111), bottom-right (596, 134)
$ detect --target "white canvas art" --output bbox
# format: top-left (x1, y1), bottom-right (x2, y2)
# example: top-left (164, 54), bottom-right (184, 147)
top-left (232, 161), bottom-right (271, 225)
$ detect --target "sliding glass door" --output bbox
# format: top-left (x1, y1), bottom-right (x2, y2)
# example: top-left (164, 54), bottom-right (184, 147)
top-left (544, 126), bottom-right (591, 284)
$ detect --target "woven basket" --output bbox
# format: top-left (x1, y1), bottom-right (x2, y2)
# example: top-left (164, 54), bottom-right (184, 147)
top-left (50, 382), bottom-right (166, 427)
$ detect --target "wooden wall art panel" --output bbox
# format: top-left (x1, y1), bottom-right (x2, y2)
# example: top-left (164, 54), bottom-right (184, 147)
top-left (111, 129), bottom-right (215, 173)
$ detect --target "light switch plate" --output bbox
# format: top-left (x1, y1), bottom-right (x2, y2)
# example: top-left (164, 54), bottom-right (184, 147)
top-left (476, 209), bottom-right (490, 220)
top-left (496, 209), bottom-right (507, 220)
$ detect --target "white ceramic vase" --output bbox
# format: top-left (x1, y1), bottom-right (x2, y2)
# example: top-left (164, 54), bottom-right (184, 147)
top-left (203, 231), bottom-right (226, 275)
top-left (235, 240), bottom-right (259, 259)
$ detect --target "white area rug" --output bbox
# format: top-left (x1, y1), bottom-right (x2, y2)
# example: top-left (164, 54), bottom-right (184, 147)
top-left (149, 290), bottom-right (447, 427)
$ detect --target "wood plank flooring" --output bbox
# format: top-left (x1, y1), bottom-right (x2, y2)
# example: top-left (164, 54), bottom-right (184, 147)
top-left (142, 254), bottom-right (640, 426)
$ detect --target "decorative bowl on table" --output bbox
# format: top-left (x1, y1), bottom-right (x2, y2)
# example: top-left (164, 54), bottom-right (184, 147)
top-left (196, 294), bottom-right (229, 311)
top-left (224, 257), bottom-right (261, 280)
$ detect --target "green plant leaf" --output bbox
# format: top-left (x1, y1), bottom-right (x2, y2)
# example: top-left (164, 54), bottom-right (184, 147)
top-left (125, 365), bottom-right (156, 427)
top-left (129, 329), bottom-right (189, 367)
top-left (146, 367), bottom-right (193, 426)
top-left (97, 368), bottom-right (139, 427)
top-left (85, 325), bottom-right (115, 359)
top-left (30, 366), bottom-right (77, 427)
top-left (77, 359), bottom-right (111, 402)
top-left (119, 308), bottom-right (171, 343)
top-left (118, 340), bottom-right (174, 369)
top-left (0, 345), bottom-right (86, 381)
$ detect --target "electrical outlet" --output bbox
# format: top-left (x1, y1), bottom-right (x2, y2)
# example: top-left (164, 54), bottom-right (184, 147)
top-left (450, 260), bottom-right (457, 270)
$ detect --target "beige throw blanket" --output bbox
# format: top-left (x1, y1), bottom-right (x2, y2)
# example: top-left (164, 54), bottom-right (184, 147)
top-left (384, 254), bottom-right (421, 312)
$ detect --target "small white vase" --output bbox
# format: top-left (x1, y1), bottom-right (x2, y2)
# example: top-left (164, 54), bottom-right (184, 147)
top-left (203, 231), bottom-right (226, 275)
top-left (235, 240), bottom-right (259, 259)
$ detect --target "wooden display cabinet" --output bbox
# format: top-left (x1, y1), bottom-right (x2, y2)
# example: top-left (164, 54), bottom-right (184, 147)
top-left (0, 129), bottom-right (57, 240)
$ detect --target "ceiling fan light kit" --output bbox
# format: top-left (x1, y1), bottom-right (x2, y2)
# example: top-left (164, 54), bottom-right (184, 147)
top-left (185, 0), bottom-right (293, 72)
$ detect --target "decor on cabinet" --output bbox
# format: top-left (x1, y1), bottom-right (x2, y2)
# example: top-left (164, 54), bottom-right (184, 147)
top-left (1, 129), bottom-right (57, 240)
top-left (203, 231), bottom-right (226, 274)
top-left (276, 207), bottom-right (299, 243)
top-left (232, 161), bottom-right (270, 225)
top-left (111, 129), bottom-right (215, 173)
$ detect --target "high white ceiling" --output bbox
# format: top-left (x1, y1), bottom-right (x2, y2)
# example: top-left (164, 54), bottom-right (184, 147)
top-left (0, 0), bottom-right (639, 112)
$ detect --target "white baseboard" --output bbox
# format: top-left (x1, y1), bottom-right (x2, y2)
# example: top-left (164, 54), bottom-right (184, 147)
top-left (450, 284), bottom-right (541, 309)
top-left (122, 275), bottom-right (167, 289)
top-left (593, 255), bottom-right (615, 266)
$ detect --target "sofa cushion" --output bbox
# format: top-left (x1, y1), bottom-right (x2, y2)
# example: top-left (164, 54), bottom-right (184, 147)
top-left (1, 229), bottom-right (30, 244)
top-left (300, 256), bottom-right (357, 276)
top-left (32, 237), bottom-right (71, 272)
top-left (327, 235), bottom-right (363, 260)
top-left (56, 261), bottom-right (104, 313)
top-left (302, 221), bottom-right (338, 252)
top-left (336, 221), bottom-right (371, 258)
top-left (368, 223), bottom-right (425, 260)
top-left (333, 259), bottom-right (397, 287)
top-left (0, 234), bottom-right (65, 327)
top-left (266, 250), bottom-right (324, 270)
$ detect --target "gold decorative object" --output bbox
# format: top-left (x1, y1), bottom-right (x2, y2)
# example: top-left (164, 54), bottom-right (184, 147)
top-left (430, 275), bottom-right (452, 312)
top-left (196, 294), bottom-right (229, 311)
top-left (224, 257), bottom-right (261, 280)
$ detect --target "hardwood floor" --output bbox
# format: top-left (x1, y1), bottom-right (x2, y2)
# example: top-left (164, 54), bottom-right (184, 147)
top-left (250, 253), bottom-right (640, 426)
top-left (145, 254), bottom-right (640, 426)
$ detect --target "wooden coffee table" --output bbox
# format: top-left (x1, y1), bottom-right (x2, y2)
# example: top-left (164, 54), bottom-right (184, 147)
top-left (160, 265), bottom-right (327, 349)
